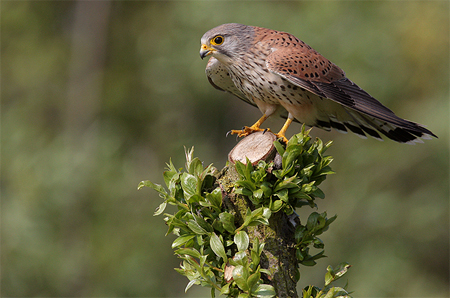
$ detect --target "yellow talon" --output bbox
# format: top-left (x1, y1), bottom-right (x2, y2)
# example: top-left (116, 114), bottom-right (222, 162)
top-left (275, 133), bottom-right (289, 144)
top-left (230, 114), bottom-right (270, 137)
top-left (230, 126), bottom-right (271, 137)
top-left (275, 117), bottom-right (293, 143)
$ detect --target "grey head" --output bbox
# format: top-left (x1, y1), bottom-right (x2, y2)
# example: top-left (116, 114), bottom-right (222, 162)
top-left (200, 23), bottom-right (255, 63)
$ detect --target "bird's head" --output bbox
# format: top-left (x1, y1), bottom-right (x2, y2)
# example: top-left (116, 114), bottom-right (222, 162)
top-left (200, 23), bottom-right (254, 63)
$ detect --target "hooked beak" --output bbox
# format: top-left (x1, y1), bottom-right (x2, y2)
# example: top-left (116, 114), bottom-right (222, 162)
top-left (200, 44), bottom-right (214, 59)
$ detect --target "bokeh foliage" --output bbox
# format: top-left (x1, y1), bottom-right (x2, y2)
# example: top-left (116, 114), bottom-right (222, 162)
top-left (2, 1), bottom-right (449, 297)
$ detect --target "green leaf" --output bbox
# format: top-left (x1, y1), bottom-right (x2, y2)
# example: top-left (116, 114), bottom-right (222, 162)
top-left (175, 247), bottom-right (201, 259)
top-left (192, 214), bottom-right (213, 233)
top-left (202, 173), bottom-right (216, 190)
top-left (232, 265), bottom-right (249, 292)
top-left (137, 180), bottom-right (167, 195)
top-left (335, 262), bottom-right (351, 278)
top-left (326, 215), bottom-right (338, 227)
top-left (235, 187), bottom-right (253, 197)
top-left (163, 163), bottom-right (178, 187)
top-left (188, 220), bottom-right (208, 235)
top-left (262, 207), bottom-right (272, 221)
top-left (164, 214), bottom-right (190, 235)
top-left (300, 259), bottom-right (317, 266)
top-left (307, 212), bottom-right (320, 230)
top-left (253, 284), bottom-right (276, 297)
top-left (283, 145), bottom-right (303, 169)
top-left (260, 182), bottom-right (272, 197)
top-left (184, 146), bottom-right (194, 168)
top-left (235, 179), bottom-right (256, 192)
top-left (206, 187), bottom-right (222, 209)
top-left (274, 189), bottom-right (289, 203)
top-left (311, 187), bottom-right (325, 199)
top-left (293, 267), bottom-right (301, 282)
top-left (253, 188), bottom-right (264, 200)
top-left (210, 233), bottom-right (227, 261)
top-left (302, 285), bottom-right (318, 298)
top-left (196, 235), bottom-right (205, 246)
top-left (300, 250), bottom-right (327, 266)
top-left (270, 199), bottom-right (284, 212)
top-left (233, 251), bottom-right (248, 263)
top-left (252, 235), bottom-right (260, 254)
top-left (188, 157), bottom-right (203, 177)
top-left (181, 173), bottom-right (198, 199)
top-left (312, 250), bottom-right (327, 261)
top-left (324, 287), bottom-right (351, 298)
top-left (247, 270), bottom-right (261, 293)
top-left (198, 205), bottom-right (214, 219)
top-left (273, 175), bottom-right (299, 192)
top-left (234, 231), bottom-right (249, 252)
top-left (323, 286), bottom-right (348, 298)
top-left (325, 262), bottom-right (351, 286)
top-left (273, 139), bottom-right (285, 156)
top-left (293, 191), bottom-right (313, 201)
top-left (187, 194), bottom-right (202, 204)
top-left (220, 283), bottom-right (231, 295)
top-left (235, 160), bottom-right (252, 181)
top-left (167, 172), bottom-right (181, 196)
top-left (318, 165), bottom-right (335, 176)
top-left (219, 212), bottom-right (236, 234)
top-left (246, 207), bottom-right (271, 226)
top-left (250, 238), bottom-right (262, 269)
top-left (229, 253), bottom-right (246, 268)
top-left (279, 163), bottom-right (294, 178)
top-left (240, 208), bottom-right (254, 230)
top-left (325, 267), bottom-right (334, 286)
top-left (251, 250), bottom-right (260, 269)
top-left (185, 278), bottom-right (199, 292)
top-left (313, 238), bottom-right (324, 249)
top-left (153, 201), bottom-right (167, 216)
top-left (211, 220), bottom-right (225, 234)
top-left (200, 162), bottom-right (215, 178)
top-left (172, 234), bottom-right (196, 249)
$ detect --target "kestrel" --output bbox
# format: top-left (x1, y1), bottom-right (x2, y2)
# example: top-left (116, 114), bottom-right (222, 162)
top-left (200, 23), bottom-right (436, 143)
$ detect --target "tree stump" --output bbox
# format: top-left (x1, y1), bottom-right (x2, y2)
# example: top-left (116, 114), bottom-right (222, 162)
top-left (228, 131), bottom-right (278, 165)
top-left (219, 131), bottom-right (299, 298)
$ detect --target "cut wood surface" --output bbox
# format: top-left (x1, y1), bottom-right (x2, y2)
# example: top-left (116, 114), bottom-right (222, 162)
top-left (228, 131), bottom-right (277, 165)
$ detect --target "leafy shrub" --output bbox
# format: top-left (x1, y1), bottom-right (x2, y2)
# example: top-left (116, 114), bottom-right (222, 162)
top-left (139, 128), bottom-right (351, 297)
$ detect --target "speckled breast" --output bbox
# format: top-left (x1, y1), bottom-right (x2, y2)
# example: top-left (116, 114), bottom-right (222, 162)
top-left (227, 51), bottom-right (314, 109)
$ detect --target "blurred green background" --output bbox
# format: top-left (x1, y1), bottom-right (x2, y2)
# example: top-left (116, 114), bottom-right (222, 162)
top-left (2, 1), bottom-right (449, 297)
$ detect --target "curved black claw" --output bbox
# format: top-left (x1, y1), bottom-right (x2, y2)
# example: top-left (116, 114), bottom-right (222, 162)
top-left (275, 135), bottom-right (289, 144)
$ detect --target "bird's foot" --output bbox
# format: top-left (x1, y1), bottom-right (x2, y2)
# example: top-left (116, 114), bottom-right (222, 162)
top-left (274, 118), bottom-right (293, 144)
top-left (274, 132), bottom-right (289, 144)
top-left (229, 126), bottom-right (271, 138)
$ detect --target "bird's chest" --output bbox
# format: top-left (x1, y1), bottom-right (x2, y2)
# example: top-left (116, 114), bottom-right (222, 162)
top-left (226, 55), bottom-right (313, 107)
top-left (226, 58), bottom-right (279, 104)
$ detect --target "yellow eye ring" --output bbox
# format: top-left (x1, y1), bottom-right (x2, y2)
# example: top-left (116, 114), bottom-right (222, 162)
top-left (211, 35), bottom-right (224, 45)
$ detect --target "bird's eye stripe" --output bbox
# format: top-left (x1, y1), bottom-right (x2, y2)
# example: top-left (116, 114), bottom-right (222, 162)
top-left (211, 35), bottom-right (224, 45)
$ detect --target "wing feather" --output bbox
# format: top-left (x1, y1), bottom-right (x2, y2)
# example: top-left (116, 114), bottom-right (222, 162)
top-left (266, 46), bottom-right (437, 142)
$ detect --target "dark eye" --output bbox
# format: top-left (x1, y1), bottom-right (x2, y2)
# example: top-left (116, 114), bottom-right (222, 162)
top-left (211, 35), bottom-right (224, 45)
